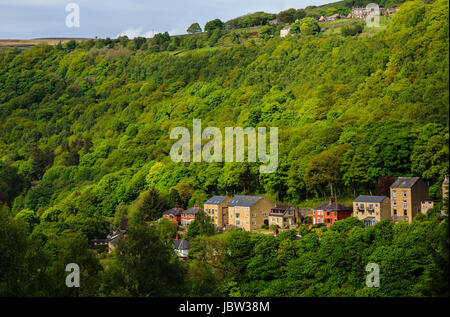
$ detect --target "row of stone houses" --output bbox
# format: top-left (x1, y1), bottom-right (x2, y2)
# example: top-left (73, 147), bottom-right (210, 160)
top-left (350, 7), bottom-right (398, 19)
top-left (162, 205), bottom-right (203, 225)
top-left (312, 175), bottom-right (448, 227)
top-left (353, 175), bottom-right (448, 227)
top-left (204, 195), bottom-right (302, 231)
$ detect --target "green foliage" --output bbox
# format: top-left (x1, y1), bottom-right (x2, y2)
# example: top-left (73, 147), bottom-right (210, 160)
top-left (186, 211), bottom-right (216, 240)
top-left (299, 17), bottom-right (321, 35)
top-left (135, 188), bottom-right (169, 221)
top-left (190, 216), bottom-right (449, 296)
top-left (187, 23), bottom-right (202, 34)
top-left (0, 0), bottom-right (448, 297)
top-left (341, 23), bottom-right (364, 36)
top-left (204, 19), bottom-right (224, 32)
top-left (113, 212), bottom-right (188, 296)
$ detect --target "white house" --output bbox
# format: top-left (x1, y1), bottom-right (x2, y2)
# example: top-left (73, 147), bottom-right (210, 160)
top-left (280, 27), bottom-right (290, 38)
top-left (173, 238), bottom-right (192, 260)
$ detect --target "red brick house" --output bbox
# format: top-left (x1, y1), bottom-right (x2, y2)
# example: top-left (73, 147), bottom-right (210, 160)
top-left (180, 206), bottom-right (202, 226)
top-left (163, 206), bottom-right (183, 224)
top-left (312, 198), bottom-right (352, 227)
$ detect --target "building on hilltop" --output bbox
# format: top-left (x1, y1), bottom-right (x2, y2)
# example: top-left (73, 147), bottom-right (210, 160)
top-left (228, 195), bottom-right (275, 231)
top-left (351, 7), bottom-right (386, 19)
top-left (312, 197), bottom-right (352, 227)
top-left (390, 177), bottom-right (429, 224)
top-left (353, 195), bottom-right (390, 227)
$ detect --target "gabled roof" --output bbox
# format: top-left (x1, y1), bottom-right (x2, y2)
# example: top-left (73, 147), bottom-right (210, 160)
top-left (391, 177), bottom-right (421, 188)
top-left (314, 201), bottom-right (352, 212)
top-left (173, 239), bottom-right (192, 250)
top-left (183, 207), bottom-right (202, 215)
top-left (204, 196), bottom-right (228, 205)
top-left (354, 195), bottom-right (388, 203)
top-left (228, 195), bottom-right (263, 207)
top-left (163, 207), bottom-right (184, 216)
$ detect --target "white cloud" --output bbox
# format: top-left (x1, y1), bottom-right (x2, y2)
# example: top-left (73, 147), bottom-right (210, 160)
top-left (116, 27), bottom-right (181, 39)
top-left (116, 27), bottom-right (157, 39)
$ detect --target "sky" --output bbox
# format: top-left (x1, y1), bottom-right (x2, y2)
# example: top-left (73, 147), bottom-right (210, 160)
top-left (0, 0), bottom-right (332, 39)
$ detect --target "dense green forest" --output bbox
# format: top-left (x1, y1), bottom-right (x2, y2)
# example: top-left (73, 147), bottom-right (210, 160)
top-left (0, 0), bottom-right (449, 296)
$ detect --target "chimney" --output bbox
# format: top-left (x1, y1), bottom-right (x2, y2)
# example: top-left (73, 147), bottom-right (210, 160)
top-left (329, 197), bottom-right (335, 204)
top-left (175, 234), bottom-right (179, 240)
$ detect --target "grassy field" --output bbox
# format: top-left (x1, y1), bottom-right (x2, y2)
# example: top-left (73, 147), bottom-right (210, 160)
top-left (0, 38), bottom-right (89, 51)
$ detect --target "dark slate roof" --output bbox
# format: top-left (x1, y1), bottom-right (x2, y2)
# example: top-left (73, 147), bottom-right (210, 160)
top-left (204, 196), bottom-right (228, 205)
top-left (228, 195), bottom-right (263, 207)
top-left (173, 239), bottom-right (192, 250)
top-left (354, 195), bottom-right (388, 203)
top-left (314, 201), bottom-right (352, 212)
top-left (163, 207), bottom-right (184, 216)
top-left (391, 177), bottom-right (421, 188)
top-left (183, 207), bottom-right (202, 215)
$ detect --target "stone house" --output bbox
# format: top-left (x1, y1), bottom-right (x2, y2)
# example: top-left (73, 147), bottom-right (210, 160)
top-left (227, 195), bottom-right (275, 232)
top-left (268, 204), bottom-right (301, 229)
top-left (353, 195), bottom-right (390, 226)
top-left (390, 177), bottom-right (429, 223)
top-left (204, 196), bottom-right (232, 229)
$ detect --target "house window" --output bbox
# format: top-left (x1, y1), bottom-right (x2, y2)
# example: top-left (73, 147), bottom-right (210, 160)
top-left (251, 213), bottom-right (256, 218)
top-left (251, 221), bottom-right (256, 225)
top-left (236, 213), bottom-right (240, 218)
top-left (393, 191), bottom-right (397, 198)
top-left (402, 191), bottom-right (407, 198)
top-left (393, 200), bottom-right (397, 206)
top-left (313, 210), bottom-right (315, 215)
top-left (403, 201), bottom-right (407, 210)
top-left (245, 213), bottom-right (249, 218)
top-left (369, 204), bottom-right (373, 210)
top-left (393, 209), bottom-right (397, 215)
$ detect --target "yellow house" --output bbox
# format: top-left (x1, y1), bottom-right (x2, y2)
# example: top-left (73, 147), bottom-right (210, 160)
top-left (228, 195), bottom-right (275, 232)
top-left (353, 195), bottom-right (390, 226)
top-left (390, 177), bottom-right (429, 224)
top-left (204, 196), bottom-right (231, 229)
